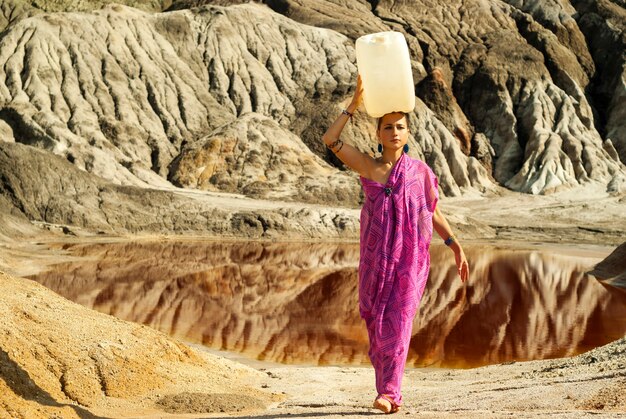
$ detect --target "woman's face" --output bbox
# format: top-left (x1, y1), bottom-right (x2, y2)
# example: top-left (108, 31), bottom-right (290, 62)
top-left (377, 112), bottom-right (409, 151)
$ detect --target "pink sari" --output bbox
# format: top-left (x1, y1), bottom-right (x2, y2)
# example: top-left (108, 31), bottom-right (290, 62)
top-left (359, 153), bottom-right (439, 406)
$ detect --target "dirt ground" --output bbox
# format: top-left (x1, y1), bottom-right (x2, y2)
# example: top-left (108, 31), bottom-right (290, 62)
top-left (219, 344), bottom-right (626, 419)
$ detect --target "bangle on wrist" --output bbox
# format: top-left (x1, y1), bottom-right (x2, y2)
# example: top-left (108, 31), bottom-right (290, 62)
top-left (326, 138), bottom-right (344, 153)
top-left (342, 109), bottom-right (353, 118)
top-left (444, 235), bottom-right (456, 246)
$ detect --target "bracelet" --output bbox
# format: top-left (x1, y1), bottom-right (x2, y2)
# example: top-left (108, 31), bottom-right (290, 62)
top-left (327, 138), bottom-right (342, 150)
top-left (342, 109), bottom-right (353, 118)
top-left (326, 139), bottom-right (344, 153)
top-left (444, 235), bottom-right (456, 246)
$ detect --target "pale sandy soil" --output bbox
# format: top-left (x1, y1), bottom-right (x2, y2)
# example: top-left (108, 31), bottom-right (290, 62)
top-left (0, 188), bottom-right (625, 418)
top-left (210, 350), bottom-right (626, 419)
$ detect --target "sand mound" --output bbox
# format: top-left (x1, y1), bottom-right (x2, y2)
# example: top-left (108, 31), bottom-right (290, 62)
top-left (0, 271), bottom-right (272, 418)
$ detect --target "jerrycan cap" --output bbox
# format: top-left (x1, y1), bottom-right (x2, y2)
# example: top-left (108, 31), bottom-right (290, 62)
top-left (372, 34), bottom-right (387, 43)
top-left (358, 31), bottom-right (403, 45)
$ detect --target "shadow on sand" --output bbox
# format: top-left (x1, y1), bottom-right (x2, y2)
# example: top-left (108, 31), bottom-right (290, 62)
top-left (0, 348), bottom-right (107, 419)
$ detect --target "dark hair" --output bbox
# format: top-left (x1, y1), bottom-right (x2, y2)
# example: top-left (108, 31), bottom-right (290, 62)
top-left (376, 112), bottom-right (410, 130)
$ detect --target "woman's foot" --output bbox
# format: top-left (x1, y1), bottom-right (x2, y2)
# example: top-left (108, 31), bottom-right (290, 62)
top-left (373, 397), bottom-right (391, 413)
top-left (373, 395), bottom-right (400, 414)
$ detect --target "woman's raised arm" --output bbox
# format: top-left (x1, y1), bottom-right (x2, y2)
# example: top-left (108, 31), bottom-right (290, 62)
top-left (322, 75), bottom-right (374, 178)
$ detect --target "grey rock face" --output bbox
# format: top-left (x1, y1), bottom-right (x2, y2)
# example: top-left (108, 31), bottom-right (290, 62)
top-left (0, 4), bottom-right (355, 188)
top-left (263, 0), bottom-right (390, 40)
top-left (263, 0), bottom-right (625, 193)
top-left (0, 5), bottom-right (229, 187)
top-left (416, 68), bottom-right (474, 156)
top-left (571, 0), bottom-right (626, 165)
top-left (169, 113), bottom-right (361, 206)
top-left (0, 2), bottom-right (487, 201)
top-left (0, 142), bottom-right (359, 239)
top-left (505, 79), bottom-right (622, 194)
top-left (503, 0), bottom-right (595, 88)
top-left (0, 0), bottom-right (38, 32)
top-left (373, 0), bottom-right (624, 193)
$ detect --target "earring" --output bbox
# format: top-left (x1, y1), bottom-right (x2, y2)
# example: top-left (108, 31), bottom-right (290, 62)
top-left (378, 143), bottom-right (383, 153)
top-left (403, 144), bottom-right (409, 153)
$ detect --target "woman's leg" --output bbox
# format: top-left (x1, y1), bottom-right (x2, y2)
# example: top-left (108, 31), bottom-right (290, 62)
top-left (366, 310), bottom-right (414, 408)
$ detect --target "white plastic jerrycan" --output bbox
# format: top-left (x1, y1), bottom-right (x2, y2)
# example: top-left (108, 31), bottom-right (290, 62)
top-left (355, 31), bottom-right (415, 118)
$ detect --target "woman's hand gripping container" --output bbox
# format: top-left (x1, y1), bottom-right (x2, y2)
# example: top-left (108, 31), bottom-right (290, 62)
top-left (355, 31), bottom-right (415, 118)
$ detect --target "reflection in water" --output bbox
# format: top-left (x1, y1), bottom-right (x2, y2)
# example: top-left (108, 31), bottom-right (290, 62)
top-left (29, 241), bottom-right (626, 368)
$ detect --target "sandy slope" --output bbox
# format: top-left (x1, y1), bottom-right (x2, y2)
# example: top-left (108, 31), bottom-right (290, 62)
top-left (0, 271), bottom-right (278, 419)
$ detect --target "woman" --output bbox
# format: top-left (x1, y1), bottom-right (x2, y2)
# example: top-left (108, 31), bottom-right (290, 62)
top-left (322, 75), bottom-right (469, 414)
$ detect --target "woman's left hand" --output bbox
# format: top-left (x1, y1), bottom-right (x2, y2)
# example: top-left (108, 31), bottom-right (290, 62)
top-left (454, 248), bottom-right (469, 282)
top-left (349, 74), bottom-right (364, 111)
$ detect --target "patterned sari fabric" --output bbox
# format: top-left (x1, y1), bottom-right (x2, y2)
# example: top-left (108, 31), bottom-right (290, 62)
top-left (359, 153), bottom-right (439, 406)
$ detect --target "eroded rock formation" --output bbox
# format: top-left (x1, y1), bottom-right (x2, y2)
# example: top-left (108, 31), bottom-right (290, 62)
top-left (0, 142), bottom-right (360, 239)
top-left (169, 113), bottom-right (362, 205)
top-left (0, 0), bottom-right (624, 236)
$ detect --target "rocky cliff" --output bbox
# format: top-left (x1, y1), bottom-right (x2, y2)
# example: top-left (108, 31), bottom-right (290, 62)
top-left (0, 0), bottom-right (624, 237)
top-left (0, 142), bottom-right (359, 239)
